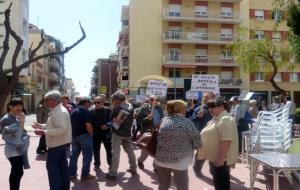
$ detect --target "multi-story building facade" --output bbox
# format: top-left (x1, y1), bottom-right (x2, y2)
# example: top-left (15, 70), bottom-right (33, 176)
top-left (91, 54), bottom-right (118, 98)
top-left (242, 0), bottom-right (300, 105)
top-left (123, 0), bottom-right (299, 104)
top-left (117, 5), bottom-right (130, 90)
top-left (0, 0), bottom-right (29, 112)
top-left (0, 0), bottom-right (29, 72)
top-left (26, 24), bottom-right (65, 112)
top-left (128, 0), bottom-right (246, 99)
top-left (64, 78), bottom-right (75, 101)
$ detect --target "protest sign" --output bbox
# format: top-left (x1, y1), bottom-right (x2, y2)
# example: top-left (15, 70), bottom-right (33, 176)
top-left (191, 75), bottom-right (219, 92)
top-left (186, 91), bottom-right (199, 100)
top-left (146, 80), bottom-right (168, 97)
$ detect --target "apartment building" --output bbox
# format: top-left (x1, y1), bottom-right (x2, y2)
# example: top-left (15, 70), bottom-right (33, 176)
top-left (0, 0), bottom-right (29, 72)
top-left (117, 5), bottom-right (129, 90)
top-left (91, 55), bottom-right (118, 97)
top-left (241, 0), bottom-right (300, 105)
top-left (26, 24), bottom-right (66, 112)
top-left (127, 0), bottom-right (246, 99)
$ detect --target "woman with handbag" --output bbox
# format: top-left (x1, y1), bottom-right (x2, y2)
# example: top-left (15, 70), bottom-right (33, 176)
top-left (154, 100), bottom-right (201, 190)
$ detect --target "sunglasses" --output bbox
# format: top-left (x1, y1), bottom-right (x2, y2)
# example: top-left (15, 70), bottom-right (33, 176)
top-left (94, 102), bottom-right (102, 104)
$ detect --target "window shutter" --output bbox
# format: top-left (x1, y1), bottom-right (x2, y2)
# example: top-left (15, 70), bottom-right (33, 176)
top-left (250, 9), bottom-right (255, 18)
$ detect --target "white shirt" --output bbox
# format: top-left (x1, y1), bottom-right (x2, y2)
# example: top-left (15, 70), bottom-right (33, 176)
top-left (45, 103), bottom-right (72, 148)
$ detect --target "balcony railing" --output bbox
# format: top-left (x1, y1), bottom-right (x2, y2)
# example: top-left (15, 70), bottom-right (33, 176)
top-left (163, 54), bottom-right (238, 67)
top-left (219, 78), bottom-right (243, 88)
top-left (163, 31), bottom-right (238, 44)
top-left (163, 10), bottom-right (242, 23)
top-left (48, 61), bottom-right (59, 72)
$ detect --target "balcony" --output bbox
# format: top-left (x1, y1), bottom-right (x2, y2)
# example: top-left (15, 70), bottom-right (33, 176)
top-left (48, 72), bottom-right (59, 82)
top-left (219, 78), bottom-right (243, 88)
top-left (48, 61), bottom-right (59, 73)
top-left (163, 31), bottom-right (238, 45)
top-left (163, 10), bottom-right (242, 24)
top-left (168, 77), bottom-right (242, 88)
top-left (163, 55), bottom-right (238, 67)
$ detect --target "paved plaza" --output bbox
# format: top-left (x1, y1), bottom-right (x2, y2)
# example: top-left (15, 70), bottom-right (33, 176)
top-left (0, 115), bottom-right (298, 190)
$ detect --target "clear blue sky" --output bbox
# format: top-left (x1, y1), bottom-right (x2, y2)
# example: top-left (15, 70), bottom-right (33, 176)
top-left (29, 0), bottom-right (128, 96)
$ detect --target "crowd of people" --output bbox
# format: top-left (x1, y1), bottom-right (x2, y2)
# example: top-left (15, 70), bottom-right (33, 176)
top-left (0, 90), bottom-right (297, 190)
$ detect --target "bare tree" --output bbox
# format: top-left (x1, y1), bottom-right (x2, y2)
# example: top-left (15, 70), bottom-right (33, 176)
top-left (0, 3), bottom-right (86, 114)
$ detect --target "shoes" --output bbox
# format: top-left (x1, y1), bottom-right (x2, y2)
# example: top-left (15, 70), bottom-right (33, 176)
top-left (138, 162), bottom-right (144, 170)
top-left (81, 174), bottom-right (96, 181)
top-left (93, 166), bottom-right (101, 172)
top-left (69, 175), bottom-right (78, 181)
top-left (127, 168), bottom-right (137, 175)
top-left (105, 174), bottom-right (117, 180)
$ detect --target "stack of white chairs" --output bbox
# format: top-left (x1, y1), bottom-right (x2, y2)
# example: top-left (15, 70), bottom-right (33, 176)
top-left (249, 105), bottom-right (292, 153)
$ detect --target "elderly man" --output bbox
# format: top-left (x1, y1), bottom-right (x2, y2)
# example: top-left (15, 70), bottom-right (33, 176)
top-left (32, 90), bottom-right (72, 190)
top-left (105, 91), bottom-right (137, 180)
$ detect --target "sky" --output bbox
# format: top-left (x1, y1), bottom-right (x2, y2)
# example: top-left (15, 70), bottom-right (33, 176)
top-left (29, 0), bottom-right (129, 96)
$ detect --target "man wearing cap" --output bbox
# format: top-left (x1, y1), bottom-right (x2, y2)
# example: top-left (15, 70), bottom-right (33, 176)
top-left (69, 97), bottom-right (95, 181)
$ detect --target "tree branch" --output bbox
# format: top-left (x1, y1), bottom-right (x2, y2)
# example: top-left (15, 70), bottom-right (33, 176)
top-left (29, 30), bottom-right (45, 59)
top-left (0, 3), bottom-right (12, 70)
top-left (5, 22), bottom-right (86, 74)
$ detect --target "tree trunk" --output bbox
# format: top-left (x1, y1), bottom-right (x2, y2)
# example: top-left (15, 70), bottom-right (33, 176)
top-left (268, 58), bottom-right (287, 96)
top-left (0, 71), bottom-right (19, 115)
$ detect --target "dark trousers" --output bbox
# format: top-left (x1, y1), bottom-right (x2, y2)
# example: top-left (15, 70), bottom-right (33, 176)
top-left (193, 153), bottom-right (205, 176)
top-left (209, 162), bottom-right (230, 190)
top-left (8, 156), bottom-right (24, 190)
top-left (47, 144), bottom-right (70, 190)
top-left (93, 135), bottom-right (112, 166)
top-left (37, 135), bottom-right (47, 152)
top-left (132, 123), bottom-right (142, 139)
top-left (156, 165), bottom-right (188, 190)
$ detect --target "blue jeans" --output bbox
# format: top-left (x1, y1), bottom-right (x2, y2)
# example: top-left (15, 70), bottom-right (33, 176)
top-left (69, 134), bottom-right (93, 177)
top-left (46, 144), bottom-right (70, 190)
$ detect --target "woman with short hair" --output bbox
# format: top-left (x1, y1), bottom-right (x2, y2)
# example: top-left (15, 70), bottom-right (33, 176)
top-left (155, 100), bottom-right (201, 190)
top-left (199, 98), bottom-right (238, 190)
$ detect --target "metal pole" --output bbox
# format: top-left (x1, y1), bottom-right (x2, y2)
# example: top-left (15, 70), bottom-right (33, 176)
top-left (173, 61), bottom-right (176, 100)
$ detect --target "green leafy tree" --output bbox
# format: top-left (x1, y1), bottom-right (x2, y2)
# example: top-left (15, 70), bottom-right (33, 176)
top-left (230, 28), bottom-right (291, 95)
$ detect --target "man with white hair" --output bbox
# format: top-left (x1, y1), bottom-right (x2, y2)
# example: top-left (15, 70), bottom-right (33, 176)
top-left (32, 90), bottom-right (72, 190)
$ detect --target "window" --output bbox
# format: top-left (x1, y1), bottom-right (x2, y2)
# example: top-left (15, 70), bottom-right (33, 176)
top-left (169, 70), bottom-right (181, 78)
top-left (255, 72), bottom-right (264, 81)
top-left (169, 49), bottom-right (181, 62)
top-left (290, 72), bottom-right (299, 82)
top-left (272, 10), bottom-right (281, 22)
top-left (194, 28), bottom-right (208, 40)
top-left (255, 10), bottom-right (264, 20)
top-left (221, 71), bottom-right (233, 80)
top-left (167, 27), bottom-right (181, 39)
top-left (195, 49), bottom-right (208, 62)
top-left (195, 6), bottom-right (208, 17)
top-left (272, 32), bottom-right (281, 41)
top-left (220, 28), bottom-right (233, 40)
top-left (255, 30), bottom-right (265, 40)
top-left (220, 7), bottom-right (233, 18)
top-left (195, 71), bottom-right (207, 75)
top-left (221, 50), bottom-right (233, 59)
top-left (274, 73), bottom-right (282, 82)
top-left (168, 4), bottom-right (181, 17)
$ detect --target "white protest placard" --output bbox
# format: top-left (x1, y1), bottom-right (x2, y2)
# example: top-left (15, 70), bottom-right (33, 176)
top-left (191, 75), bottom-right (219, 92)
top-left (146, 80), bottom-right (168, 97)
top-left (135, 95), bottom-right (146, 103)
top-left (238, 91), bottom-right (254, 101)
top-left (186, 91), bottom-right (199, 100)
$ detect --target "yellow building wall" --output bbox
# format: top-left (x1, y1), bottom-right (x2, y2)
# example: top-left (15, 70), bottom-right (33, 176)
top-left (129, 0), bottom-right (163, 89)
